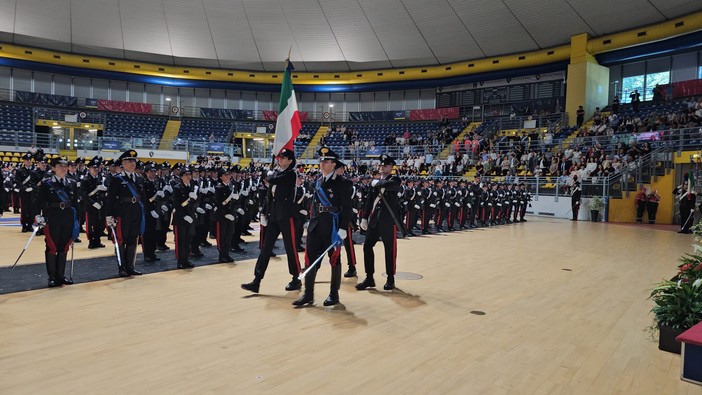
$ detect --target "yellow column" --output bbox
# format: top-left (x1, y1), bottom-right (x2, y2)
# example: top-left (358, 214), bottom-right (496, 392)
top-left (565, 33), bottom-right (609, 126)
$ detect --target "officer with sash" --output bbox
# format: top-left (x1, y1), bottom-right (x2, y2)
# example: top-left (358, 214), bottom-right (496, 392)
top-left (16, 153), bottom-right (36, 232)
top-left (105, 150), bottom-right (145, 277)
top-left (35, 157), bottom-right (80, 287)
top-left (357, 154), bottom-right (402, 291)
top-left (293, 147), bottom-right (352, 307)
top-left (214, 167), bottom-right (237, 263)
top-left (141, 163), bottom-right (162, 262)
top-left (82, 157), bottom-right (107, 249)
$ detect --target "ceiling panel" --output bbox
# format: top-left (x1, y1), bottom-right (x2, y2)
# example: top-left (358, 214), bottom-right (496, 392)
top-left (119, 0), bottom-right (173, 57)
top-left (164, 0), bottom-right (217, 60)
top-left (402, 0), bottom-right (484, 63)
top-left (567, 0), bottom-right (663, 36)
top-left (359, 0), bottom-right (435, 63)
top-left (71, 0), bottom-right (124, 50)
top-left (504, 0), bottom-right (593, 48)
top-left (321, 0), bottom-right (389, 65)
top-left (14, 0), bottom-right (71, 43)
top-left (204, 0), bottom-right (262, 70)
top-left (280, 0), bottom-right (346, 67)
top-left (649, 0), bottom-right (702, 19)
top-left (0, 0), bottom-right (16, 35)
top-left (242, 0), bottom-right (304, 71)
top-left (449, 0), bottom-right (539, 57)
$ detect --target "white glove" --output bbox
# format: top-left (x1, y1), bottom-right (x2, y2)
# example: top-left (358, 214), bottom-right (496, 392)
top-left (352, 208), bottom-right (359, 214)
top-left (150, 210), bottom-right (159, 218)
top-left (356, 192), bottom-right (362, 198)
top-left (225, 214), bottom-right (235, 221)
top-left (156, 190), bottom-right (165, 198)
top-left (231, 193), bottom-right (240, 200)
top-left (467, 204), bottom-right (472, 209)
top-left (25, 187), bottom-right (33, 192)
top-left (429, 204), bottom-right (436, 208)
top-left (260, 215), bottom-right (268, 227)
top-left (414, 204), bottom-right (420, 209)
top-left (371, 180), bottom-right (379, 187)
top-left (34, 215), bottom-right (46, 227)
top-left (92, 202), bottom-right (102, 210)
top-left (164, 185), bottom-right (173, 193)
top-left (97, 185), bottom-right (107, 191)
top-left (300, 210), bottom-right (308, 216)
top-left (267, 171), bottom-right (275, 177)
top-left (209, 186), bottom-right (215, 193)
top-left (189, 192), bottom-right (198, 200)
top-left (337, 228), bottom-right (347, 240)
top-left (106, 216), bottom-right (117, 227)
top-left (183, 215), bottom-right (193, 224)
top-left (196, 207), bottom-right (206, 214)
top-left (455, 202), bottom-right (461, 207)
top-left (161, 205), bottom-right (169, 212)
top-left (237, 208), bottom-right (245, 215)
top-left (445, 203), bottom-right (450, 207)
top-left (360, 218), bottom-right (368, 231)
top-left (205, 204), bottom-right (213, 210)
top-left (242, 190), bottom-right (249, 197)
top-left (13, 188), bottom-right (19, 192)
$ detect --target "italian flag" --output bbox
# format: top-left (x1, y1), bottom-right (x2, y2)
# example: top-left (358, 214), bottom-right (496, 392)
top-left (272, 61), bottom-right (302, 156)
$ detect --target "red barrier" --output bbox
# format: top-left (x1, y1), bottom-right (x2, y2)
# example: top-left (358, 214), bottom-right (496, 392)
top-left (260, 111), bottom-right (309, 122)
top-left (661, 79), bottom-right (702, 99)
top-left (409, 107), bottom-right (459, 121)
top-left (98, 100), bottom-right (152, 114)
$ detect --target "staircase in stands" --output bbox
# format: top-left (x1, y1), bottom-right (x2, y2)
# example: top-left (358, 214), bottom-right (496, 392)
top-left (301, 126), bottom-right (329, 159)
top-left (159, 120), bottom-right (182, 150)
top-left (439, 122), bottom-right (482, 160)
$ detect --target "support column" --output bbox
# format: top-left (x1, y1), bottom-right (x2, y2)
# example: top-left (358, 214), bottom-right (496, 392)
top-left (565, 33), bottom-right (609, 127)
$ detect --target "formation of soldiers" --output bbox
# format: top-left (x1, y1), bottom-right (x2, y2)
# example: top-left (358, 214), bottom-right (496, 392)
top-left (4, 148), bottom-right (531, 292)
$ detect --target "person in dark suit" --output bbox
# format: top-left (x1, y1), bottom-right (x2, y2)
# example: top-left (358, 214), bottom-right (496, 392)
top-left (571, 181), bottom-right (582, 221)
top-left (141, 163), bottom-right (162, 262)
top-left (34, 156), bottom-right (79, 287)
top-left (293, 147), bottom-right (352, 307)
top-left (81, 157), bottom-right (107, 249)
top-left (675, 176), bottom-right (697, 233)
top-left (16, 153), bottom-right (36, 232)
top-left (105, 150), bottom-right (145, 277)
top-left (171, 166), bottom-right (199, 269)
top-left (357, 154), bottom-right (402, 291)
top-left (214, 167), bottom-right (237, 263)
top-left (241, 149), bottom-right (302, 293)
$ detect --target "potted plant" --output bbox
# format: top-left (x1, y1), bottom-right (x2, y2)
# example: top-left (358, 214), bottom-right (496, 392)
top-left (648, 223), bottom-right (702, 353)
top-left (588, 196), bottom-right (604, 222)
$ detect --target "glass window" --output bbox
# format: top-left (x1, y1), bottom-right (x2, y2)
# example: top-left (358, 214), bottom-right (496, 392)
top-left (644, 71), bottom-right (670, 101)
top-left (698, 66), bottom-right (702, 79)
top-left (622, 75), bottom-right (644, 102)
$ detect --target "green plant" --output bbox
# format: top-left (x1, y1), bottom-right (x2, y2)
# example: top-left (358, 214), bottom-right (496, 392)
top-left (649, 279), bottom-right (702, 330)
top-left (588, 196), bottom-right (604, 211)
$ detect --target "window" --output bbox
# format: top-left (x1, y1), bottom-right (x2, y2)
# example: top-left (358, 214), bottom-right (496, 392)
top-left (622, 71), bottom-right (670, 102)
top-left (698, 66), bottom-right (702, 79)
top-left (644, 71), bottom-right (670, 101)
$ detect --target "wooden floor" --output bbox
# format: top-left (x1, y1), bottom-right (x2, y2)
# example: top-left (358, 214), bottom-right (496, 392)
top-left (1, 217), bottom-right (702, 394)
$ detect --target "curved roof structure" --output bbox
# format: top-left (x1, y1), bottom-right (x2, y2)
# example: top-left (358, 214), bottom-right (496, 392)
top-left (0, 0), bottom-right (700, 72)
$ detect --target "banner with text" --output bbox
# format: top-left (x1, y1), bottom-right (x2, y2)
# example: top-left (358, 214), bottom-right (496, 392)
top-left (409, 107), bottom-right (459, 121)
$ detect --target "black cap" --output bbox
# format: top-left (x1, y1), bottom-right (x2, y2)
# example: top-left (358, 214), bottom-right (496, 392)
top-left (277, 149), bottom-right (295, 160)
top-left (144, 163), bottom-right (157, 172)
top-left (181, 166), bottom-right (193, 175)
top-left (75, 157), bottom-right (85, 164)
top-left (50, 156), bottom-right (68, 167)
top-left (22, 153), bottom-right (33, 160)
top-left (171, 163), bottom-right (182, 172)
top-left (334, 160), bottom-right (346, 170)
top-left (317, 146), bottom-right (339, 162)
top-left (118, 150), bottom-right (138, 161)
top-left (88, 157), bottom-right (101, 168)
top-left (379, 154), bottom-right (396, 166)
top-left (217, 167), bottom-right (230, 177)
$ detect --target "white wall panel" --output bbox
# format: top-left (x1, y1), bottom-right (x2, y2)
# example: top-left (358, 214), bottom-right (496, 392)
top-left (33, 71), bottom-right (51, 93)
top-left (110, 80), bottom-right (127, 101)
top-left (73, 77), bottom-right (91, 99)
top-left (54, 74), bottom-right (72, 96)
top-left (92, 78), bottom-right (109, 99)
top-left (12, 68), bottom-right (31, 92)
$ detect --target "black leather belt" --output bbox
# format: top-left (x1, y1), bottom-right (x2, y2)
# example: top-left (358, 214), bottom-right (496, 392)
top-left (121, 197), bottom-right (140, 203)
top-left (317, 206), bottom-right (339, 213)
top-left (48, 202), bottom-right (69, 209)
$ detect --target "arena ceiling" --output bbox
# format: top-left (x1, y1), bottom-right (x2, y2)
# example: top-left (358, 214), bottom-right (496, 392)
top-left (0, 0), bottom-right (700, 73)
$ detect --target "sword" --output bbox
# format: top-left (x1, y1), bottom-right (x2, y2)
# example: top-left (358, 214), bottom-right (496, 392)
top-left (298, 242), bottom-right (338, 280)
top-left (682, 209), bottom-right (695, 232)
top-left (70, 239), bottom-right (75, 281)
top-left (109, 225), bottom-right (123, 269)
top-left (11, 225), bottom-right (39, 270)
top-left (379, 191), bottom-right (408, 238)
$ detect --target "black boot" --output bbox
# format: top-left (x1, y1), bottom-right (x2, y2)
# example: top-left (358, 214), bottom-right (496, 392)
top-left (293, 272), bottom-right (315, 306)
top-left (118, 246), bottom-right (130, 277)
top-left (125, 246), bottom-right (142, 275)
top-left (57, 252), bottom-right (73, 285)
top-left (45, 252), bottom-right (60, 288)
top-left (324, 265), bottom-right (341, 306)
top-left (355, 275), bottom-right (376, 290)
top-left (344, 266), bottom-right (357, 278)
top-left (285, 278), bottom-right (302, 291)
top-left (384, 275), bottom-right (395, 290)
top-left (241, 278), bottom-right (261, 293)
